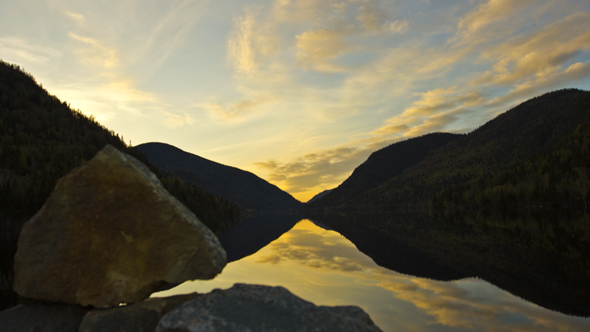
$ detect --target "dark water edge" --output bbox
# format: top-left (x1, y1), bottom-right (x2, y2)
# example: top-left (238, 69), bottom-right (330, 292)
top-left (218, 211), bottom-right (301, 262)
top-left (0, 217), bottom-right (24, 311)
top-left (0, 212), bottom-right (302, 311)
top-left (305, 210), bottom-right (590, 317)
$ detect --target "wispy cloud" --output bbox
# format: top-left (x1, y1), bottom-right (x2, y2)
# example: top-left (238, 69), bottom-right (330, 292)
top-left (228, 12), bottom-right (280, 75)
top-left (0, 37), bottom-right (61, 64)
top-left (69, 33), bottom-right (118, 71)
top-left (296, 29), bottom-right (350, 73)
top-left (64, 11), bottom-right (84, 24)
top-left (201, 95), bottom-right (276, 122)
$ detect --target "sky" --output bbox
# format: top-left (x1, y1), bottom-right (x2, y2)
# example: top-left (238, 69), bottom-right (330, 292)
top-left (2, 0), bottom-right (590, 202)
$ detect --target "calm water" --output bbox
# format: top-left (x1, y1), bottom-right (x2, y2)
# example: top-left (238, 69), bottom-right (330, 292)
top-left (153, 219), bottom-right (590, 331)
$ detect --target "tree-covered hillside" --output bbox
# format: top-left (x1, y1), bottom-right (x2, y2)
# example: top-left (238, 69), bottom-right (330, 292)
top-left (306, 132), bottom-right (459, 211)
top-left (0, 60), bottom-right (242, 309)
top-left (0, 60), bottom-right (240, 233)
top-left (307, 89), bottom-right (590, 215)
top-left (135, 142), bottom-right (302, 212)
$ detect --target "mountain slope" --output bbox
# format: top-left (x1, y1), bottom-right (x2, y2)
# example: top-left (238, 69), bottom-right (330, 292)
top-left (0, 61), bottom-right (239, 233)
top-left (134, 142), bottom-right (302, 211)
top-left (307, 189), bottom-right (333, 204)
top-left (308, 88), bottom-right (590, 212)
top-left (0, 61), bottom-right (240, 309)
top-left (307, 132), bottom-right (459, 210)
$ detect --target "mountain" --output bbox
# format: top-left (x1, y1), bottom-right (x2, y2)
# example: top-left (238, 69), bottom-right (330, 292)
top-left (0, 61), bottom-right (240, 308)
top-left (306, 132), bottom-right (459, 210)
top-left (0, 61), bottom-right (240, 234)
top-left (307, 88), bottom-right (590, 213)
top-left (134, 142), bottom-right (302, 212)
top-left (306, 189), bottom-right (332, 203)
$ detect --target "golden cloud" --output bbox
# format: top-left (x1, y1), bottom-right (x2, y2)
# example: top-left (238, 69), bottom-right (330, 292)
top-left (453, 0), bottom-right (535, 45)
top-left (227, 13), bottom-right (280, 75)
top-left (477, 12), bottom-right (590, 87)
top-left (371, 87), bottom-right (484, 137)
top-left (296, 29), bottom-right (349, 72)
top-left (64, 11), bottom-right (84, 24)
top-left (256, 225), bottom-right (376, 273)
top-left (69, 33), bottom-right (118, 70)
top-left (202, 95), bottom-right (274, 122)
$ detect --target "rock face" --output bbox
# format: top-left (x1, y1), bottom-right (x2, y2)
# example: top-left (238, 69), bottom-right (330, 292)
top-left (13, 145), bottom-right (226, 307)
top-left (157, 283), bottom-right (382, 332)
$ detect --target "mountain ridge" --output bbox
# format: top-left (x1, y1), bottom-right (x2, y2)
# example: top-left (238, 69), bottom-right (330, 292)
top-left (135, 142), bottom-right (302, 212)
top-left (307, 88), bottom-right (590, 213)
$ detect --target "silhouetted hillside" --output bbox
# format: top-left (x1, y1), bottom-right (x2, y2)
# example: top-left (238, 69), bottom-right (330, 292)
top-left (306, 189), bottom-right (332, 203)
top-left (0, 61), bottom-right (240, 308)
top-left (308, 89), bottom-right (590, 214)
top-left (306, 132), bottom-right (460, 210)
top-left (135, 142), bottom-right (302, 212)
top-left (0, 61), bottom-right (239, 233)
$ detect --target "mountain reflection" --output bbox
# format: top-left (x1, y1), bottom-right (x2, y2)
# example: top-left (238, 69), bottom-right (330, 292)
top-left (154, 218), bottom-right (590, 331)
top-left (255, 222), bottom-right (372, 272)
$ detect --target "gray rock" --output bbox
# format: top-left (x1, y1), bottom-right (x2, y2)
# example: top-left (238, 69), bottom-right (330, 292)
top-left (0, 303), bottom-right (89, 332)
top-left (80, 293), bottom-right (200, 332)
top-left (13, 145), bottom-right (226, 308)
top-left (157, 283), bottom-right (382, 332)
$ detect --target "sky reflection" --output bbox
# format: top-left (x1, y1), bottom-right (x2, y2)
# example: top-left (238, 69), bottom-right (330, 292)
top-left (153, 220), bottom-right (590, 331)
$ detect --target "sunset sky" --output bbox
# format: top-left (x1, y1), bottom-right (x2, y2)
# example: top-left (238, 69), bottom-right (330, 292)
top-left (2, 0), bottom-right (590, 202)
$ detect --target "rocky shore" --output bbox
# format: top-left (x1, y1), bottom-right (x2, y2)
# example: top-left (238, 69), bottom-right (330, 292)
top-left (0, 146), bottom-right (381, 331)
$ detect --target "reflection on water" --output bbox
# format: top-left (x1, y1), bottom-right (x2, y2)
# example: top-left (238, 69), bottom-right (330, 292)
top-left (154, 219), bottom-right (590, 331)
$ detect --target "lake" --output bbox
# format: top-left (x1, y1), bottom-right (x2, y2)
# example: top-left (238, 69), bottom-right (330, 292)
top-left (154, 217), bottom-right (590, 331)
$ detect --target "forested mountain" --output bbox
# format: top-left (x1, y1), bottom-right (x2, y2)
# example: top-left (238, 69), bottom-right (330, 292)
top-left (0, 61), bottom-right (240, 233)
top-left (0, 61), bottom-right (245, 309)
top-left (135, 142), bottom-right (302, 212)
top-left (307, 89), bottom-right (590, 215)
top-left (306, 189), bottom-right (333, 204)
top-left (306, 132), bottom-right (459, 210)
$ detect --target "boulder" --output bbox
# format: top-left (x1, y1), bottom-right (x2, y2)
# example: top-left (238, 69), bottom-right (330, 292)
top-left (13, 145), bottom-right (226, 308)
top-left (0, 303), bottom-right (89, 332)
top-left (79, 293), bottom-right (199, 332)
top-left (157, 283), bottom-right (382, 332)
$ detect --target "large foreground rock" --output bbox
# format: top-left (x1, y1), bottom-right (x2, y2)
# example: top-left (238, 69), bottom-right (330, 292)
top-left (13, 145), bottom-right (226, 307)
top-left (157, 283), bottom-right (382, 332)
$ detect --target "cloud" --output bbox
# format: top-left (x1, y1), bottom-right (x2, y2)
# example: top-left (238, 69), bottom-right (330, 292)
top-left (371, 87), bottom-right (484, 137)
top-left (0, 37), bottom-right (61, 64)
top-left (355, 0), bottom-right (383, 32)
top-left (487, 60), bottom-right (590, 110)
top-left (64, 11), bottom-right (84, 24)
top-left (255, 145), bottom-right (370, 196)
top-left (69, 33), bottom-right (118, 70)
top-left (256, 226), bottom-right (375, 272)
top-left (202, 95), bottom-right (275, 121)
top-left (295, 29), bottom-right (349, 72)
top-left (227, 13), bottom-right (280, 75)
top-left (452, 0), bottom-right (536, 45)
top-left (254, 136), bottom-right (401, 201)
top-left (385, 20), bottom-right (409, 35)
top-left (162, 111), bottom-right (195, 128)
top-left (476, 11), bottom-right (590, 87)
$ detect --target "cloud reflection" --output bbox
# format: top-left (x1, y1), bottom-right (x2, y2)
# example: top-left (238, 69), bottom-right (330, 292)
top-left (251, 220), bottom-right (590, 331)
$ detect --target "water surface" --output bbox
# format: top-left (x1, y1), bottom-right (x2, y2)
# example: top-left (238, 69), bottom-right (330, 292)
top-left (154, 219), bottom-right (589, 331)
